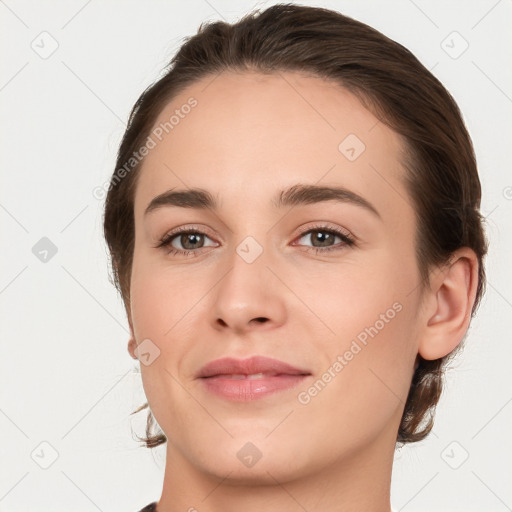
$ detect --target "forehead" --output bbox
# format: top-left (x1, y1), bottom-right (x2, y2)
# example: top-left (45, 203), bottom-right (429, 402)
top-left (134, 70), bottom-right (410, 220)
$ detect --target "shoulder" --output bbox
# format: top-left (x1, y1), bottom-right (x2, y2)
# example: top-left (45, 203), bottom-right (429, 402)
top-left (138, 502), bottom-right (158, 512)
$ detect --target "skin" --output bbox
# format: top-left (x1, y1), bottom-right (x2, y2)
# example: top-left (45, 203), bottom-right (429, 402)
top-left (126, 71), bottom-right (478, 512)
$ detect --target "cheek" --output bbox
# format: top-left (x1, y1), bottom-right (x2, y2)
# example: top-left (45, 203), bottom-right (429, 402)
top-left (129, 256), bottom-right (206, 344)
top-left (129, 260), bottom-right (205, 432)
top-left (294, 251), bottom-right (418, 403)
top-left (293, 250), bottom-right (411, 341)
top-left (294, 299), bottom-right (415, 453)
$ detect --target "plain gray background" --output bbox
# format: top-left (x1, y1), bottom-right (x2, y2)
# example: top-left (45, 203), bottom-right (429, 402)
top-left (0, 1), bottom-right (511, 511)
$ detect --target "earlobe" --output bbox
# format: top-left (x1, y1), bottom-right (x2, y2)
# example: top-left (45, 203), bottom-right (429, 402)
top-left (127, 315), bottom-right (138, 360)
top-left (418, 248), bottom-right (479, 361)
top-left (128, 337), bottom-right (138, 360)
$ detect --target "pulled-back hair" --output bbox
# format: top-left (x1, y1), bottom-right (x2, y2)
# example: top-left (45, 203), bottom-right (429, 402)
top-left (103, 3), bottom-right (487, 448)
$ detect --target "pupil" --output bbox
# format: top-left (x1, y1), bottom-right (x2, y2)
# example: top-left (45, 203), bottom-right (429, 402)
top-left (315, 231), bottom-right (331, 247)
top-left (183, 233), bottom-right (202, 249)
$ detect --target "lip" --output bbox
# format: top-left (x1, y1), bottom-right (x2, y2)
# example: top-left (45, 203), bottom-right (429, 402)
top-left (197, 355), bottom-right (310, 378)
top-left (196, 355), bottom-right (311, 402)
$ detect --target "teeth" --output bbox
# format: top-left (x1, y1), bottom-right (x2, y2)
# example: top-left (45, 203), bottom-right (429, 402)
top-left (247, 373), bottom-right (265, 380)
top-left (222, 373), bottom-right (268, 380)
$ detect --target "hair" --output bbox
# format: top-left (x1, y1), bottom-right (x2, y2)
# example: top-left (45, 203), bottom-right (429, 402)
top-left (103, 3), bottom-right (487, 449)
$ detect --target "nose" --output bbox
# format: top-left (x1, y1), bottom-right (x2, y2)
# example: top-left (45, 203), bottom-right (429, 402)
top-left (210, 242), bottom-right (287, 336)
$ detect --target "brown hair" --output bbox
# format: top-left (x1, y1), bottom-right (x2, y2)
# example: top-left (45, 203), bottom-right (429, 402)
top-left (103, 3), bottom-right (487, 448)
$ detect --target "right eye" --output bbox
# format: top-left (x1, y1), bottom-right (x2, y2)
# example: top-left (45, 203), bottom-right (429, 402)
top-left (156, 228), bottom-right (218, 257)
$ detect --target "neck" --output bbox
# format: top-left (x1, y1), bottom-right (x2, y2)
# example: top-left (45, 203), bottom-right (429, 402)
top-left (155, 423), bottom-right (396, 512)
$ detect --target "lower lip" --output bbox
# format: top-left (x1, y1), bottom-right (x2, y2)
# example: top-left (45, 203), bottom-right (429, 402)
top-left (200, 374), bottom-right (309, 401)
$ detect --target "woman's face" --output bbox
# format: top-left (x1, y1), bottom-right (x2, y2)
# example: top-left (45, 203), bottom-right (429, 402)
top-left (128, 71), bottom-right (425, 482)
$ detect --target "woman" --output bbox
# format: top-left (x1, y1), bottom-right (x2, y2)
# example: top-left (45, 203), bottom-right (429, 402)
top-left (103, 4), bottom-right (487, 511)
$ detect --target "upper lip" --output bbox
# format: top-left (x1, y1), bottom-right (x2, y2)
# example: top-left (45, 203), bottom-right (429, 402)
top-left (196, 355), bottom-right (311, 378)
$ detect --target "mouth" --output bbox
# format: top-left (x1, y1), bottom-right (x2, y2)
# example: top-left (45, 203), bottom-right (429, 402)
top-left (207, 372), bottom-right (289, 380)
top-left (197, 356), bottom-right (311, 401)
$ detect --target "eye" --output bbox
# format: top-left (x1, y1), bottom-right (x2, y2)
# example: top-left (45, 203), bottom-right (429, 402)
top-left (155, 223), bottom-right (355, 258)
top-left (155, 227), bottom-right (217, 257)
top-left (293, 225), bottom-right (355, 254)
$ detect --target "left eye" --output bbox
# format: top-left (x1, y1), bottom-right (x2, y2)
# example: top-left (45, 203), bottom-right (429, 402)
top-left (296, 228), bottom-right (348, 249)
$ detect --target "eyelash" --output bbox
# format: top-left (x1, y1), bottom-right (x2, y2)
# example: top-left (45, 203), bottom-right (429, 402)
top-left (155, 224), bottom-right (355, 258)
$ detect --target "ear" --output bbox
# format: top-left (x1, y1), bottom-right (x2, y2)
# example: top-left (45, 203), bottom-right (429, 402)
top-left (418, 247), bottom-right (479, 361)
top-left (127, 309), bottom-right (138, 360)
top-left (128, 335), bottom-right (138, 360)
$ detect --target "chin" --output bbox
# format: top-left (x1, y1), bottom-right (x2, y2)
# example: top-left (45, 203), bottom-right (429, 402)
top-left (183, 434), bottom-right (315, 485)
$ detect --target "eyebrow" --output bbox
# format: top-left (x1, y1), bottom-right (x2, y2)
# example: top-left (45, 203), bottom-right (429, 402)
top-left (144, 183), bottom-right (381, 219)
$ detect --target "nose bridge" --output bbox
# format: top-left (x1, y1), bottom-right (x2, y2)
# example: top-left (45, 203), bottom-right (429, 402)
top-left (210, 231), bottom-right (286, 331)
